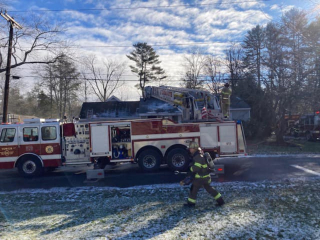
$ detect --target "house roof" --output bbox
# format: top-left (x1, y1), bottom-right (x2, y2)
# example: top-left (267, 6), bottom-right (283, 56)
top-left (106, 95), bottom-right (121, 102)
top-left (230, 95), bottom-right (251, 109)
top-left (79, 101), bottom-right (140, 119)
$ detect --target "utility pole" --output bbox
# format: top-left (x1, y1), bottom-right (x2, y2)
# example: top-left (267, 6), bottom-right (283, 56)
top-left (0, 10), bottom-right (22, 123)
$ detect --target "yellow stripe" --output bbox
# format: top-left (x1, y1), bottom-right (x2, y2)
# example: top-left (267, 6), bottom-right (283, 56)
top-left (188, 198), bottom-right (196, 203)
top-left (194, 162), bottom-right (207, 168)
top-left (195, 174), bottom-right (210, 179)
top-left (214, 193), bottom-right (221, 200)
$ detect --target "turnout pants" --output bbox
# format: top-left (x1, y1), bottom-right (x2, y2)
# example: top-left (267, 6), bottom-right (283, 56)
top-left (187, 177), bottom-right (221, 204)
top-left (222, 102), bottom-right (230, 118)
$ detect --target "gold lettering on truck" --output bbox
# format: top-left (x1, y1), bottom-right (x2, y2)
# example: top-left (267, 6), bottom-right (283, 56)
top-left (0, 147), bottom-right (14, 156)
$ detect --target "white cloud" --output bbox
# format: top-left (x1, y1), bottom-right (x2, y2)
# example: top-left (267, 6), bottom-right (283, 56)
top-left (193, 8), bottom-right (270, 41)
top-left (269, 3), bottom-right (295, 14)
top-left (281, 5), bottom-right (295, 13)
top-left (6, 0), bottom-right (279, 102)
top-left (126, 8), bottom-right (191, 28)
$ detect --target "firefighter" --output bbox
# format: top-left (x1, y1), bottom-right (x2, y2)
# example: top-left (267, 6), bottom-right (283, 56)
top-left (180, 141), bottom-right (225, 207)
top-left (221, 83), bottom-right (232, 119)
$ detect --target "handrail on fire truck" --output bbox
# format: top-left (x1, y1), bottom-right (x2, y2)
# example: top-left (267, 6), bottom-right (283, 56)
top-left (144, 86), bottom-right (224, 121)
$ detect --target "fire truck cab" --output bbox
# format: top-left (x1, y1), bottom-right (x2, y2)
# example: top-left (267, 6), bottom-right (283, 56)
top-left (0, 119), bottom-right (63, 177)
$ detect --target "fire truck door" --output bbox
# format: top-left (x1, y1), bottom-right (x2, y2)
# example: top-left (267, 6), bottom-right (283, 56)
top-left (19, 125), bottom-right (41, 156)
top-left (0, 127), bottom-right (19, 166)
top-left (40, 125), bottom-right (61, 157)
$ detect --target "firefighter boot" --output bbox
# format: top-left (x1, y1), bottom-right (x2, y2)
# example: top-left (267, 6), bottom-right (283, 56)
top-left (183, 202), bottom-right (195, 208)
top-left (215, 197), bottom-right (225, 207)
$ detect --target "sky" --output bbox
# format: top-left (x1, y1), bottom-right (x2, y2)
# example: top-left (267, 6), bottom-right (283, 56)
top-left (3, 0), bottom-right (320, 101)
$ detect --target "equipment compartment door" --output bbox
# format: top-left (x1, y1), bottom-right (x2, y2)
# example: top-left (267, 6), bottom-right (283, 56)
top-left (90, 124), bottom-right (111, 157)
top-left (219, 125), bottom-right (237, 153)
top-left (200, 124), bottom-right (218, 148)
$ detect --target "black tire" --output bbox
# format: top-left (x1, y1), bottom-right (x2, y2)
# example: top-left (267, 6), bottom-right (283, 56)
top-left (17, 156), bottom-right (43, 178)
top-left (167, 148), bottom-right (190, 171)
top-left (138, 149), bottom-right (162, 172)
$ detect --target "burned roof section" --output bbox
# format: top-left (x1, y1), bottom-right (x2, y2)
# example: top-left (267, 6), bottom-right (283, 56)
top-left (79, 101), bottom-right (140, 119)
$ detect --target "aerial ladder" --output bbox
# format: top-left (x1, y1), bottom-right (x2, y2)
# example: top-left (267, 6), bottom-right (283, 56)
top-left (144, 86), bottom-right (224, 121)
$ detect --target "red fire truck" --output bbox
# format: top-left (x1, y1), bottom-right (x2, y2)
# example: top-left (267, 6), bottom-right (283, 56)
top-left (288, 112), bottom-right (320, 141)
top-left (0, 118), bottom-right (246, 177)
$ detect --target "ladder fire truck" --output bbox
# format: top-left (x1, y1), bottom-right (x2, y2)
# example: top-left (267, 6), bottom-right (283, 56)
top-left (0, 116), bottom-right (246, 177)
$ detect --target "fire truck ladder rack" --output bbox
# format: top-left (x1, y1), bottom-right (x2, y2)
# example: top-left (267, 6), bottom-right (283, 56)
top-left (144, 86), bottom-right (224, 121)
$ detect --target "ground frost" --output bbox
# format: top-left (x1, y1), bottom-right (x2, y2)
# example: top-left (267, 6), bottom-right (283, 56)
top-left (0, 178), bottom-right (319, 239)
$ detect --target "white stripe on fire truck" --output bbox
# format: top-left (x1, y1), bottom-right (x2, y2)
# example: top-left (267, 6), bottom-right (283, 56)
top-left (131, 132), bottom-right (200, 140)
top-left (0, 154), bottom-right (61, 162)
top-left (0, 157), bottom-right (16, 162)
top-left (40, 154), bottom-right (61, 160)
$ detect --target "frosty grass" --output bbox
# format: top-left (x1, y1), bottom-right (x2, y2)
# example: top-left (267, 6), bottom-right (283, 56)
top-left (0, 177), bottom-right (319, 240)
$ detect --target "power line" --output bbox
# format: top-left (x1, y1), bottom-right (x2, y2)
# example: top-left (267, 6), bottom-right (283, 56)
top-left (13, 75), bottom-right (245, 81)
top-left (8, 0), bottom-right (271, 13)
top-left (16, 41), bottom-right (241, 50)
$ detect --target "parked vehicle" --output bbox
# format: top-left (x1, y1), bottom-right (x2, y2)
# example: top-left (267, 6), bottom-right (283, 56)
top-left (289, 112), bottom-right (320, 141)
top-left (0, 118), bottom-right (246, 177)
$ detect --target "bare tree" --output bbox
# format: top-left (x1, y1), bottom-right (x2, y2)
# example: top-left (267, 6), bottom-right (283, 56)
top-left (203, 55), bottom-right (224, 94)
top-left (82, 55), bottom-right (126, 102)
top-left (224, 43), bottom-right (244, 90)
top-left (181, 47), bottom-right (206, 89)
top-left (38, 53), bottom-right (81, 119)
top-left (0, 12), bottom-right (65, 73)
top-left (305, 17), bottom-right (320, 113)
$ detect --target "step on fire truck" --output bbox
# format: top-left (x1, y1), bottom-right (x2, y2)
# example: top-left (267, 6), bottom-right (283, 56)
top-left (0, 117), bottom-right (246, 177)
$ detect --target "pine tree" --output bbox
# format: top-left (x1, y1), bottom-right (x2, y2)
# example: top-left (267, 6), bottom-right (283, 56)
top-left (127, 42), bottom-right (166, 98)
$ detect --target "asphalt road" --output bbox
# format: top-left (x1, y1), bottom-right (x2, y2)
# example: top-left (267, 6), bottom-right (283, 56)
top-left (0, 155), bottom-right (319, 191)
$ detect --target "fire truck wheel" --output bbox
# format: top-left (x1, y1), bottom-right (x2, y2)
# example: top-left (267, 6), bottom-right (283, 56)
top-left (17, 156), bottom-right (43, 178)
top-left (138, 149), bottom-right (161, 172)
top-left (167, 148), bottom-right (190, 171)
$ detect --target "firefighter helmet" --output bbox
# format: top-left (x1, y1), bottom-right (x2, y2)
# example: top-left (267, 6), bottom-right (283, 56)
top-left (188, 141), bottom-right (199, 149)
top-left (224, 83), bottom-right (230, 87)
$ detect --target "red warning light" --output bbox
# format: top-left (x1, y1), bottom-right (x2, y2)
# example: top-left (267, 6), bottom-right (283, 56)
top-left (218, 168), bottom-right (223, 172)
top-left (316, 111), bottom-right (320, 115)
